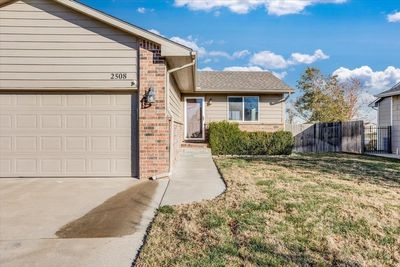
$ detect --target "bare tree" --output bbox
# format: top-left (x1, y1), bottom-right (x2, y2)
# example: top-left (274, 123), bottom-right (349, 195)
top-left (293, 67), bottom-right (363, 123)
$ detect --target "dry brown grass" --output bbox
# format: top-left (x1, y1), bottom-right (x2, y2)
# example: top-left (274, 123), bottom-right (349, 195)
top-left (135, 153), bottom-right (400, 267)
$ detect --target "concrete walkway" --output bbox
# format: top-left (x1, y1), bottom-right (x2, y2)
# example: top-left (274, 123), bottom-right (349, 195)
top-left (161, 148), bottom-right (226, 206)
top-left (366, 153), bottom-right (400, 160)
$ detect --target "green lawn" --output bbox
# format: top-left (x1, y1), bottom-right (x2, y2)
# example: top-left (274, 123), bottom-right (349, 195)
top-left (136, 153), bottom-right (400, 266)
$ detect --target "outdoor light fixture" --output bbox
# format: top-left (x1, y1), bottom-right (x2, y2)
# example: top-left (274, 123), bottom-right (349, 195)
top-left (208, 97), bottom-right (213, 106)
top-left (145, 87), bottom-right (156, 104)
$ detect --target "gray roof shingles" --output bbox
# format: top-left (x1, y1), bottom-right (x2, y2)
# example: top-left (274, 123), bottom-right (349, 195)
top-left (196, 71), bottom-right (293, 93)
top-left (376, 82), bottom-right (400, 97)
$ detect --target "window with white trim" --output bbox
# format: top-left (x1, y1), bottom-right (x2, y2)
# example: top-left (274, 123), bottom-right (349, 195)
top-left (228, 96), bottom-right (259, 122)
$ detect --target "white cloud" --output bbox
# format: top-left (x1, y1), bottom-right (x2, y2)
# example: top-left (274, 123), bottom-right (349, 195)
top-left (174, 0), bottom-right (347, 16)
top-left (333, 66), bottom-right (400, 93)
top-left (170, 36), bottom-right (207, 57)
top-left (208, 50), bottom-right (232, 59)
top-left (332, 66), bottom-right (400, 122)
top-left (137, 7), bottom-right (154, 14)
top-left (150, 33), bottom-right (244, 61)
top-left (214, 10), bottom-right (221, 17)
top-left (148, 31), bottom-right (208, 57)
top-left (148, 29), bottom-right (164, 36)
top-left (288, 49), bottom-right (329, 64)
top-left (267, 0), bottom-right (346, 16)
top-left (387, 11), bottom-right (400, 23)
top-left (250, 49), bottom-right (329, 69)
top-left (250, 51), bottom-right (288, 69)
top-left (208, 49), bottom-right (251, 60)
top-left (272, 71), bottom-right (288, 79)
top-left (137, 7), bottom-right (146, 13)
top-left (223, 66), bottom-right (266, 71)
top-left (199, 67), bottom-right (214, 71)
top-left (232, 50), bottom-right (251, 59)
top-left (202, 40), bottom-right (214, 46)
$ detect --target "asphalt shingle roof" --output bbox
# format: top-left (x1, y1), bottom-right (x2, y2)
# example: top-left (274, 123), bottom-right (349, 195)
top-left (196, 71), bottom-right (293, 93)
top-left (376, 82), bottom-right (400, 97)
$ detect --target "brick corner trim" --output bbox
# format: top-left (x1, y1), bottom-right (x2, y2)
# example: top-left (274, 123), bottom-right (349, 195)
top-left (138, 39), bottom-right (170, 179)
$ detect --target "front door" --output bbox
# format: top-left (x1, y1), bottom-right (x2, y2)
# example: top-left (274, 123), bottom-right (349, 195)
top-left (185, 97), bottom-right (205, 140)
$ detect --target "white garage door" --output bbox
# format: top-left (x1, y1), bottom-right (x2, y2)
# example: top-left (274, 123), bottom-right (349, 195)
top-left (0, 93), bottom-right (138, 177)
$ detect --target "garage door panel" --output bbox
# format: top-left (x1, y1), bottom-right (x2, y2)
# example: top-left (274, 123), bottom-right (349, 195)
top-left (0, 115), bottom-right (12, 128)
top-left (0, 136), bottom-right (12, 151)
top-left (15, 136), bottom-right (37, 151)
top-left (41, 159), bottom-right (62, 173)
top-left (116, 159), bottom-right (131, 172)
top-left (16, 115), bottom-right (37, 128)
top-left (91, 136), bottom-right (111, 151)
top-left (0, 93), bottom-right (138, 177)
top-left (16, 159), bottom-right (37, 173)
top-left (91, 95), bottom-right (112, 105)
top-left (66, 115), bottom-right (86, 128)
top-left (16, 95), bottom-right (38, 105)
top-left (0, 159), bottom-right (12, 173)
top-left (40, 137), bottom-right (62, 151)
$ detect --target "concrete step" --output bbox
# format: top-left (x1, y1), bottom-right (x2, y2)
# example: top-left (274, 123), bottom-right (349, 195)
top-left (181, 142), bottom-right (209, 148)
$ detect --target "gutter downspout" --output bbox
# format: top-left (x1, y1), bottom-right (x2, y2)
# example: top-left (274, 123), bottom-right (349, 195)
top-left (151, 58), bottom-right (196, 180)
top-left (271, 92), bottom-right (293, 105)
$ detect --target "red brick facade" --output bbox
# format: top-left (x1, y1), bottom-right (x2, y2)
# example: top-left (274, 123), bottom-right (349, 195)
top-left (138, 40), bottom-right (170, 179)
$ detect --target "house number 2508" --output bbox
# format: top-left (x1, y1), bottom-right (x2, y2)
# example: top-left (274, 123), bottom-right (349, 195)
top-left (110, 73), bottom-right (127, 80)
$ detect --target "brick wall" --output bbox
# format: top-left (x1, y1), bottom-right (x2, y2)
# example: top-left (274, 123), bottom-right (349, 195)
top-left (238, 124), bottom-right (284, 132)
top-left (138, 40), bottom-right (170, 179)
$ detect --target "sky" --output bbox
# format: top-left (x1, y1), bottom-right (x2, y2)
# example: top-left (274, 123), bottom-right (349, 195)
top-left (80, 0), bottom-right (400, 122)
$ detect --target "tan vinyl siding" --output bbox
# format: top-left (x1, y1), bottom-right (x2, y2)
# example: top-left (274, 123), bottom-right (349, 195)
top-left (204, 94), bottom-right (227, 122)
top-left (392, 95), bottom-right (400, 153)
top-left (0, 0), bottom-right (138, 89)
top-left (378, 97), bottom-right (391, 127)
top-left (183, 93), bottom-right (285, 125)
top-left (169, 77), bottom-right (183, 123)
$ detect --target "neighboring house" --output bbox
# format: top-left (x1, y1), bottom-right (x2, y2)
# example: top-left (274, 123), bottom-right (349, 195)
top-left (0, 0), bottom-right (292, 179)
top-left (370, 82), bottom-right (400, 154)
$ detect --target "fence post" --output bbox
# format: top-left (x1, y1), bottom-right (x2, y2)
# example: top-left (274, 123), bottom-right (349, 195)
top-left (388, 126), bottom-right (392, 154)
top-left (360, 121), bottom-right (365, 154)
top-left (339, 122), bottom-right (343, 153)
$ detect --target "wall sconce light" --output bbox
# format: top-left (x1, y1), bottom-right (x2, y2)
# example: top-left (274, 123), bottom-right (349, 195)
top-left (207, 97), bottom-right (212, 106)
top-left (145, 87), bottom-right (156, 104)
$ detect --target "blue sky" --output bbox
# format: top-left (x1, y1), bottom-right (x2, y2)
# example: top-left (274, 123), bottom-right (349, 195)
top-left (81, 0), bottom-right (400, 121)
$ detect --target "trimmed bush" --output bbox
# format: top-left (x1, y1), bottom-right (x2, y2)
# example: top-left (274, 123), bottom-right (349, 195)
top-left (208, 121), bottom-right (293, 155)
top-left (269, 131), bottom-right (294, 155)
top-left (208, 121), bottom-right (247, 155)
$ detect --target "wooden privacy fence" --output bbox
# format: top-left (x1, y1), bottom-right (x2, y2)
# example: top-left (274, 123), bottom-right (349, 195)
top-left (292, 121), bottom-right (364, 154)
top-left (285, 123), bottom-right (313, 136)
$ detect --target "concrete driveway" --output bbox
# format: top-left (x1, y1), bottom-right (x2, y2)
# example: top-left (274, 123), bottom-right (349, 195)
top-left (0, 178), bottom-right (168, 267)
